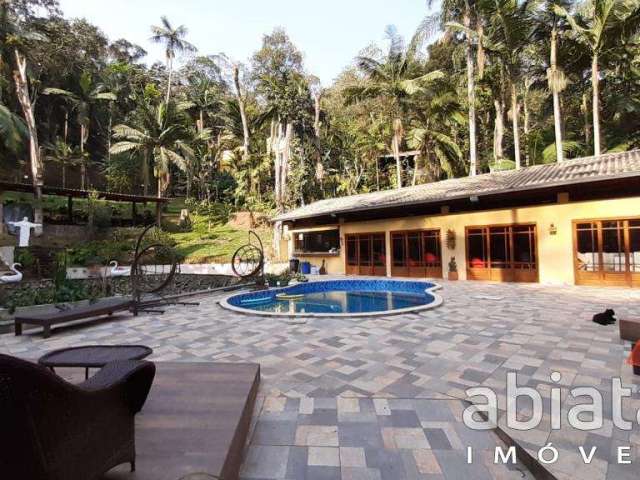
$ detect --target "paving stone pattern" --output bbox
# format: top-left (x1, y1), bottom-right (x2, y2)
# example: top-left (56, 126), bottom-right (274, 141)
top-left (3, 279), bottom-right (640, 479)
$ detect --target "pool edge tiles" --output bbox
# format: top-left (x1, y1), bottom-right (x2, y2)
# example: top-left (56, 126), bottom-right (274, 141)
top-left (219, 278), bottom-right (444, 318)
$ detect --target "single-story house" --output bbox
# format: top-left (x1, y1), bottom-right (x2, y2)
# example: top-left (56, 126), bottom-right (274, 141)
top-left (274, 150), bottom-right (640, 287)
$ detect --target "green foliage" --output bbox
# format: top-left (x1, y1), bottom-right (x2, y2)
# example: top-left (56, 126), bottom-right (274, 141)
top-left (14, 248), bottom-right (35, 269)
top-left (265, 272), bottom-right (292, 287)
top-left (184, 198), bottom-right (232, 224)
top-left (2, 1), bottom-right (640, 220)
top-left (86, 191), bottom-right (113, 230)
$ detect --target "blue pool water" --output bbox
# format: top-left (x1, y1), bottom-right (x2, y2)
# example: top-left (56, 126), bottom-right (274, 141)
top-left (224, 279), bottom-right (439, 316)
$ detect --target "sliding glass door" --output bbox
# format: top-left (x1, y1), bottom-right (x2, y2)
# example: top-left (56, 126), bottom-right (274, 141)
top-left (574, 219), bottom-right (640, 287)
top-left (345, 233), bottom-right (387, 276)
top-left (466, 224), bottom-right (538, 282)
top-left (391, 230), bottom-right (442, 278)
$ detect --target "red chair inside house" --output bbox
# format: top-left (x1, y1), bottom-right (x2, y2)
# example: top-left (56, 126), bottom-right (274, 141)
top-left (424, 252), bottom-right (438, 265)
top-left (470, 258), bottom-right (485, 268)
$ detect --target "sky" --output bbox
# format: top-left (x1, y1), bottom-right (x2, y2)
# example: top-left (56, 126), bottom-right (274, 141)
top-left (57, 0), bottom-right (437, 85)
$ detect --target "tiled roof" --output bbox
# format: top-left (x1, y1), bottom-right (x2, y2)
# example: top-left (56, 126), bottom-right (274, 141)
top-left (274, 150), bottom-right (640, 222)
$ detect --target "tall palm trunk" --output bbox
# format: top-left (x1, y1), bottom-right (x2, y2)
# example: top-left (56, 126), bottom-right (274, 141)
top-left (107, 103), bottom-right (113, 164)
top-left (198, 109), bottom-right (204, 133)
top-left (511, 83), bottom-right (521, 169)
top-left (13, 49), bottom-right (43, 235)
top-left (493, 98), bottom-right (505, 163)
top-left (313, 91), bottom-right (324, 190)
top-left (281, 122), bottom-right (293, 206)
top-left (272, 120), bottom-right (281, 211)
top-left (591, 53), bottom-right (601, 156)
top-left (391, 117), bottom-right (403, 188)
top-left (80, 124), bottom-right (87, 189)
top-left (142, 150), bottom-right (150, 196)
top-left (476, 20), bottom-right (485, 80)
top-left (165, 55), bottom-right (174, 105)
top-left (63, 110), bottom-right (69, 188)
top-left (233, 65), bottom-right (251, 165)
top-left (550, 25), bottom-right (564, 162)
top-left (581, 93), bottom-right (591, 146)
top-left (13, 50), bottom-right (42, 200)
top-left (464, 3), bottom-right (478, 176)
top-left (523, 81), bottom-right (531, 166)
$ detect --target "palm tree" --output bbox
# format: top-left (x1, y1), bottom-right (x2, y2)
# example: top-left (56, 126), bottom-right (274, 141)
top-left (477, 0), bottom-right (533, 169)
top-left (44, 137), bottom-right (81, 188)
top-left (344, 26), bottom-right (444, 188)
top-left (110, 101), bottom-right (192, 197)
top-left (150, 16), bottom-right (197, 105)
top-left (555, 0), bottom-right (640, 156)
top-left (534, 0), bottom-right (573, 162)
top-left (407, 91), bottom-right (466, 183)
top-left (434, 0), bottom-right (480, 176)
top-left (43, 72), bottom-right (116, 189)
top-left (0, 102), bottom-right (27, 155)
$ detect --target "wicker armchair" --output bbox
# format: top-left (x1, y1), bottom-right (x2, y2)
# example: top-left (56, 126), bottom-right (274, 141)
top-left (0, 354), bottom-right (155, 480)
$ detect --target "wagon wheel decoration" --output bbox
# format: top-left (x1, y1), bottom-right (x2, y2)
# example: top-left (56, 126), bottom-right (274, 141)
top-left (231, 231), bottom-right (265, 279)
top-left (130, 225), bottom-right (179, 298)
top-left (131, 243), bottom-right (178, 294)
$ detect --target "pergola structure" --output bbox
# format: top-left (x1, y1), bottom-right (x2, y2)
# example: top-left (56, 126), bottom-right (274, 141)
top-left (0, 181), bottom-right (169, 227)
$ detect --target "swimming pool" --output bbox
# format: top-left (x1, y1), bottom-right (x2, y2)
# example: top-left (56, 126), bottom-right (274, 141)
top-left (220, 279), bottom-right (442, 317)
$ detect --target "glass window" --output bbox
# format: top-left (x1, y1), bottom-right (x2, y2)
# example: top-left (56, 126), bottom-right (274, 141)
top-left (576, 227), bottom-right (598, 272)
top-left (602, 222), bottom-right (625, 272)
top-left (347, 238), bottom-right (357, 266)
top-left (423, 231), bottom-right (441, 266)
top-left (513, 226), bottom-right (535, 268)
top-left (295, 230), bottom-right (340, 253)
top-left (392, 234), bottom-right (405, 267)
top-left (489, 227), bottom-right (511, 268)
top-left (630, 225), bottom-right (640, 273)
top-left (407, 233), bottom-right (421, 266)
top-left (468, 229), bottom-right (487, 268)
top-left (359, 236), bottom-right (371, 265)
top-left (373, 235), bottom-right (386, 266)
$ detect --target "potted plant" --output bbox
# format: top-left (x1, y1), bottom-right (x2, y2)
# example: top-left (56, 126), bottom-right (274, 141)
top-left (448, 257), bottom-right (458, 281)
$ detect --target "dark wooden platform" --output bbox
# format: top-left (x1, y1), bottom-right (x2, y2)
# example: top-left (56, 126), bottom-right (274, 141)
top-left (102, 362), bottom-right (261, 480)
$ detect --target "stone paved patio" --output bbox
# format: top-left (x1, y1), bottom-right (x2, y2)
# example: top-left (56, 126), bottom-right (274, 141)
top-left (3, 279), bottom-right (640, 479)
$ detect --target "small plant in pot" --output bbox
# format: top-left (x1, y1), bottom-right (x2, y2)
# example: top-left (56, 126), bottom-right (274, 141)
top-left (448, 257), bottom-right (458, 281)
top-left (266, 272), bottom-right (292, 287)
top-left (288, 272), bottom-right (309, 285)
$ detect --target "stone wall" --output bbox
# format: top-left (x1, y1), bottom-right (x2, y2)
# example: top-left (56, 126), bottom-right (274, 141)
top-left (0, 273), bottom-right (238, 309)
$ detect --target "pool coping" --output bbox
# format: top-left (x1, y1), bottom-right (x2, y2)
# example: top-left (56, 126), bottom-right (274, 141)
top-left (218, 278), bottom-right (444, 318)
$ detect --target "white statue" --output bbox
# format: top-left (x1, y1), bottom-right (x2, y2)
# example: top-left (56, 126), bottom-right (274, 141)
top-left (8, 217), bottom-right (42, 247)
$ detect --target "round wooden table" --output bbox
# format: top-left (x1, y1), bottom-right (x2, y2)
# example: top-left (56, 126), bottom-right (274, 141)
top-left (38, 345), bottom-right (153, 379)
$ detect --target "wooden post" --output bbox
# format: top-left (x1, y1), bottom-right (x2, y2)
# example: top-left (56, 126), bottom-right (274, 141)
top-left (67, 196), bottom-right (73, 224)
top-left (132, 201), bottom-right (137, 226)
top-left (155, 202), bottom-right (161, 226)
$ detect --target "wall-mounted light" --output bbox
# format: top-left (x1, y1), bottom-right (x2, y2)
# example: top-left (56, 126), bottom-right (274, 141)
top-left (549, 223), bottom-right (558, 235)
top-left (469, 195), bottom-right (480, 203)
top-left (298, 233), bottom-right (304, 241)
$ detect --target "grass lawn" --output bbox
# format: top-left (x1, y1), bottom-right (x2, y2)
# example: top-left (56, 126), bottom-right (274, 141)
top-left (169, 214), bottom-right (272, 264)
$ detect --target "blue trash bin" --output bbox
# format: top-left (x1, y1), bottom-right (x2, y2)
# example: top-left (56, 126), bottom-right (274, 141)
top-left (300, 261), bottom-right (311, 274)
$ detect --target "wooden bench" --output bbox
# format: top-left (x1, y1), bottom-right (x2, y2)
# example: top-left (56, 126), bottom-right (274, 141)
top-left (619, 318), bottom-right (640, 343)
top-left (15, 297), bottom-right (135, 338)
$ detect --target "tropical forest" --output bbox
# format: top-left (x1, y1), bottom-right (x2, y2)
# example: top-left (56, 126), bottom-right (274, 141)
top-left (1, 0), bottom-right (639, 268)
